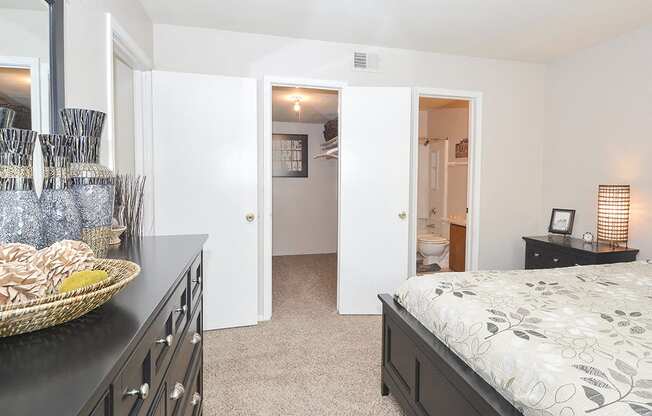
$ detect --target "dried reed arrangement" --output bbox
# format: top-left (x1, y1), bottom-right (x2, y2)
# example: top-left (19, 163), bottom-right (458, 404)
top-left (114, 175), bottom-right (146, 239)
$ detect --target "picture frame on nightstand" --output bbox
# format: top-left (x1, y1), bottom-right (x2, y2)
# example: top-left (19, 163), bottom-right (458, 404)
top-left (548, 208), bottom-right (575, 235)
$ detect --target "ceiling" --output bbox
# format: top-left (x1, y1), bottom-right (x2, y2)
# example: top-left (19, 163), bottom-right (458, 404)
top-left (138, 0), bottom-right (652, 62)
top-left (419, 97), bottom-right (469, 111)
top-left (272, 87), bottom-right (338, 124)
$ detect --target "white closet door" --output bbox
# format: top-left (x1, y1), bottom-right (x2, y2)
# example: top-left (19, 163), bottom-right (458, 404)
top-left (339, 87), bottom-right (412, 314)
top-left (152, 71), bottom-right (258, 330)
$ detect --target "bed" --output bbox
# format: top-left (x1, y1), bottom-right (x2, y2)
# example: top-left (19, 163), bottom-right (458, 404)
top-left (379, 261), bottom-right (652, 416)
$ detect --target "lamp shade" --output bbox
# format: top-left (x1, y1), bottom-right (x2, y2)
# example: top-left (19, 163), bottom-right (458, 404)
top-left (597, 184), bottom-right (630, 245)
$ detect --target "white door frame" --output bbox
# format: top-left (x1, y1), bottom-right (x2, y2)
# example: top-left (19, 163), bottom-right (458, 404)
top-left (105, 13), bottom-right (156, 235)
top-left (261, 76), bottom-right (347, 321)
top-left (410, 88), bottom-right (483, 274)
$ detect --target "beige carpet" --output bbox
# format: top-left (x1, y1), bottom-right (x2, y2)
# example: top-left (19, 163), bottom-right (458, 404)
top-left (203, 254), bottom-right (405, 415)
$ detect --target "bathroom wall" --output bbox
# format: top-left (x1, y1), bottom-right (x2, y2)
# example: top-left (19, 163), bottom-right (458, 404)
top-left (272, 121), bottom-right (338, 256)
top-left (427, 107), bottom-right (470, 225)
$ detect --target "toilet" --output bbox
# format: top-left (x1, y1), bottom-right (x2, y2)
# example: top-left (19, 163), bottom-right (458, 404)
top-left (417, 234), bottom-right (450, 268)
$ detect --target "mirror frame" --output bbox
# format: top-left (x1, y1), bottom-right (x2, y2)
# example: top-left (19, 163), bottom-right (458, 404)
top-left (45, 0), bottom-right (64, 133)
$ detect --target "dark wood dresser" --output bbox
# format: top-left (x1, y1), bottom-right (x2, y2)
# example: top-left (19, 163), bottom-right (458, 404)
top-left (523, 235), bottom-right (639, 269)
top-left (0, 235), bottom-right (207, 416)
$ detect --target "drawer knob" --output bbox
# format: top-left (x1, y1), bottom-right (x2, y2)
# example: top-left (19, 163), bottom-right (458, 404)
top-left (125, 383), bottom-right (150, 400)
top-left (533, 252), bottom-right (541, 257)
top-left (190, 332), bottom-right (202, 345)
top-left (553, 258), bottom-right (560, 263)
top-left (170, 382), bottom-right (185, 401)
top-left (156, 334), bottom-right (174, 347)
top-left (192, 276), bottom-right (202, 285)
top-left (175, 305), bottom-right (188, 314)
top-left (191, 392), bottom-right (202, 407)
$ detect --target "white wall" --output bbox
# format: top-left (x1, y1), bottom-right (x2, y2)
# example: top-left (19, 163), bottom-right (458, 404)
top-left (0, 8), bottom-right (49, 61)
top-left (272, 121), bottom-right (338, 256)
top-left (65, 0), bottom-right (153, 165)
top-left (544, 24), bottom-right (652, 259)
top-left (154, 25), bottom-right (546, 274)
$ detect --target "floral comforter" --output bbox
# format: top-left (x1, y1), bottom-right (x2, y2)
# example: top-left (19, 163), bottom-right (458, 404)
top-left (395, 262), bottom-right (652, 416)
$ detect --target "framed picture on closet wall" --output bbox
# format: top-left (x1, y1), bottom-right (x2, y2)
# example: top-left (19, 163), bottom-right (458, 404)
top-left (273, 134), bottom-right (308, 177)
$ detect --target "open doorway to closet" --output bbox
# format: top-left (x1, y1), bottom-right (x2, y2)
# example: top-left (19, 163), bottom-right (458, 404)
top-left (270, 85), bottom-right (340, 318)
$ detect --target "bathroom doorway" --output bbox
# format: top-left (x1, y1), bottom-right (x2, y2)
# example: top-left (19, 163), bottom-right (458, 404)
top-left (268, 84), bottom-right (341, 318)
top-left (414, 95), bottom-right (474, 275)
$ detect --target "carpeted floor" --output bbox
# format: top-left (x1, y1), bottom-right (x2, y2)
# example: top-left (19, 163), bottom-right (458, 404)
top-left (203, 254), bottom-right (405, 415)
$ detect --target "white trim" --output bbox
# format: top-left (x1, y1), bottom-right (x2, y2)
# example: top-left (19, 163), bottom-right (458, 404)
top-left (410, 87), bottom-right (483, 274)
top-left (105, 13), bottom-right (153, 172)
top-left (105, 13), bottom-right (155, 234)
top-left (261, 76), bottom-right (347, 321)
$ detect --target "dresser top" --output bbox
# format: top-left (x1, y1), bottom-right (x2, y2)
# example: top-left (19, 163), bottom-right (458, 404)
top-left (523, 235), bottom-right (639, 255)
top-left (0, 234), bottom-right (207, 416)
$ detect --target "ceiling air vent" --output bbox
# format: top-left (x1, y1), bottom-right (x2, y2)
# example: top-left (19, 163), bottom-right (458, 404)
top-left (353, 51), bottom-right (379, 72)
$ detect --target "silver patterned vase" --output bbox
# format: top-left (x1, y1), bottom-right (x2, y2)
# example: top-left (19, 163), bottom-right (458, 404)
top-left (38, 134), bottom-right (82, 245)
top-left (0, 108), bottom-right (15, 128)
top-left (62, 109), bottom-right (114, 257)
top-left (0, 128), bottom-right (43, 247)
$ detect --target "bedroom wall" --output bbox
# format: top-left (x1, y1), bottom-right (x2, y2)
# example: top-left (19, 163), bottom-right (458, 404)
top-left (544, 23), bottom-right (652, 260)
top-left (272, 122), bottom-right (338, 256)
top-left (154, 24), bottom-right (546, 272)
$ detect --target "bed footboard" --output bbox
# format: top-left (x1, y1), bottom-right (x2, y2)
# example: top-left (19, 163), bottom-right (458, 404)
top-left (378, 294), bottom-right (521, 416)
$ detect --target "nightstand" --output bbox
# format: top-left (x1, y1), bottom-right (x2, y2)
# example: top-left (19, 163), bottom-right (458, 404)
top-left (522, 235), bottom-right (639, 269)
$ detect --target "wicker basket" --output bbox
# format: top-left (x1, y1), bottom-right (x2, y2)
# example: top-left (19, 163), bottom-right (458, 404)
top-left (0, 258), bottom-right (140, 337)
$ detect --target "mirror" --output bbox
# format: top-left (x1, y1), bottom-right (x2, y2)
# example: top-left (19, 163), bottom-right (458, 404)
top-left (0, 0), bottom-right (64, 133)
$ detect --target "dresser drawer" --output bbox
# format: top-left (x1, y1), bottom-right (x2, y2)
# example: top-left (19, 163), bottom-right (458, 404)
top-left (88, 390), bottom-right (110, 416)
top-left (166, 304), bottom-right (203, 415)
top-left (182, 359), bottom-right (203, 416)
top-left (113, 337), bottom-right (153, 415)
top-left (148, 385), bottom-right (167, 416)
top-left (189, 254), bottom-right (202, 313)
top-left (151, 277), bottom-right (189, 389)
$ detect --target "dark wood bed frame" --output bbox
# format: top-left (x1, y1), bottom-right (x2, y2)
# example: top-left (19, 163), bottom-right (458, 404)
top-left (378, 294), bottom-right (523, 416)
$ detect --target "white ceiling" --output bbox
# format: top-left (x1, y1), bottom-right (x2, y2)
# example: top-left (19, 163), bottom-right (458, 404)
top-left (138, 0), bottom-right (652, 62)
top-left (272, 87), bottom-right (338, 124)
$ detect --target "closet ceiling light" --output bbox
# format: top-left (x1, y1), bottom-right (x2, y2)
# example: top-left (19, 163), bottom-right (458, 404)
top-left (291, 95), bottom-right (303, 113)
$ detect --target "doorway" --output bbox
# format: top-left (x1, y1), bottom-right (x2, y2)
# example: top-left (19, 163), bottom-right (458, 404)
top-left (409, 89), bottom-right (483, 276)
top-left (269, 84), bottom-right (341, 317)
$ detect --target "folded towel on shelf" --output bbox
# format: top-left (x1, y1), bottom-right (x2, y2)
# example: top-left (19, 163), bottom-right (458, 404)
top-left (321, 137), bottom-right (338, 150)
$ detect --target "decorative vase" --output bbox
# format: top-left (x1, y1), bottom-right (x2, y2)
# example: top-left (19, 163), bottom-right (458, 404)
top-left (61, 108), bottom-right (114, 257)
top-left (0, 108), bottom-right (15, 128)
top-left (38, 134), bottom-right (82, 246)
top-left (0, 128), bottom-right (43, 247)
top-left (60, 108), bottom-right (106, 137)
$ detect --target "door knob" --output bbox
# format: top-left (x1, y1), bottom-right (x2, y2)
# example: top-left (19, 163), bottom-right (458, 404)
top-left (246, 213), bottom-right (255, 222)
top-left (398, 212), bottom-right (407, 220)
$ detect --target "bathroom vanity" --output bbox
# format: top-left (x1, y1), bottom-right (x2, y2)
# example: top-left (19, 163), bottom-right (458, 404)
top-left (449, 223), bottom-right (466, 271)
top-left (0, 235), bottom-right (207, 416)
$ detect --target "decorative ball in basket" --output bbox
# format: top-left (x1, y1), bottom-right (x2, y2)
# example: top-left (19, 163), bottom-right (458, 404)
top-left (0, 240), bottom-right (139, 337)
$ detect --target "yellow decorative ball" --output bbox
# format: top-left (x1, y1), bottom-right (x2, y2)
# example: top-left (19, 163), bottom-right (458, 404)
top-left (58, 270), bottom-right (109, 293)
